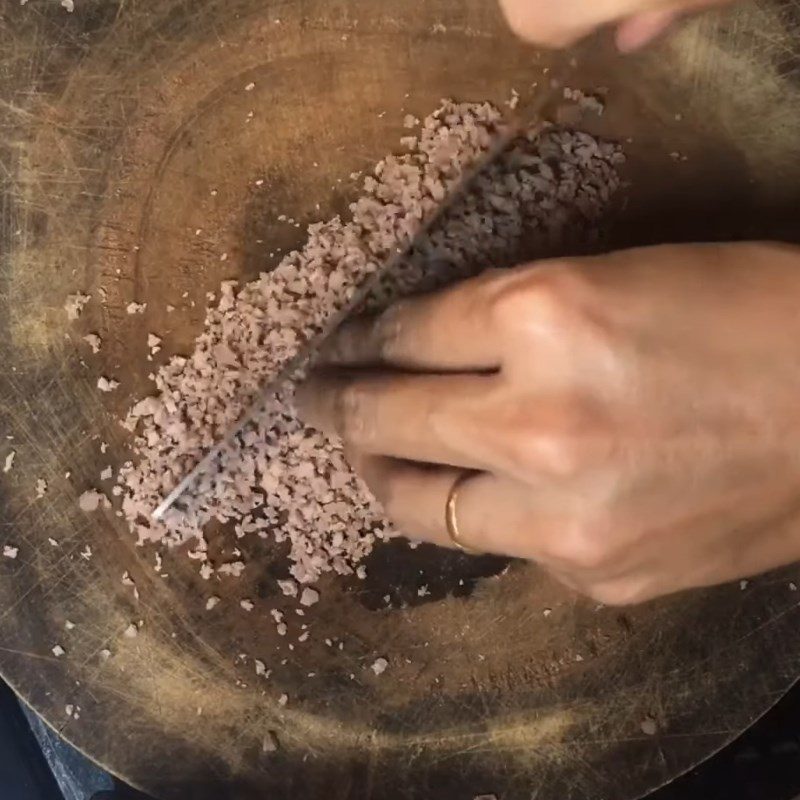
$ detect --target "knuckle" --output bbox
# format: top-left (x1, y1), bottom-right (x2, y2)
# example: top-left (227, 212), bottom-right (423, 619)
top-left (333, 381), bottom-right (368, 442)
top-left (502, 400), bottom-right (607, 479)
top-left (374, 303), bottom-right (408, 360)
top-left (488, 265), bottom-right (589, 339)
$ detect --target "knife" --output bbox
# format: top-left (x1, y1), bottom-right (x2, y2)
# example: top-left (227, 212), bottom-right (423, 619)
top-left (151, 70), bottom-right (569, 521)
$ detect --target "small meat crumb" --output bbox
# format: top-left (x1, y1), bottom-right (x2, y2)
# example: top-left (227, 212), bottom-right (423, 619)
top-left (278, 579), bottom-right (298, 597)
top-left (99, 649), bottom-right (111, 660)
top-left (100, 466), bottom-right (113, 481)
top-left (78, 490), bottom-right (110, 512)
top-left (370, 657), bottom-right (388, 676)
top-left (126, 302), bottom-right (147, 315)
top-left (35, 478), bottom-right (47, 498)
top-left (403, 114), bottom-right (419, 129)
top-left (2, 451), bottom-right (14, 473)
top-left (65, 293), bottom-right (90, 320)
top-left (254, 659), bottom-right (267, 676)
top-left (240, 599), bottom-right (255, 612)
top-left (299, 588), bottom-right (319, 607)
top-left (278, 693), bottom-right (288, 706)
top-left (640, 717), bottom-right (658, 736)
top-left (97, 376), bottom-right (119, 392)
top-left (65, 620), bottom-right (75, 630)
top-left (205, 596), bottom-right (220, 610)
top-left (3, 545), bottom-right (18, 559)
top-left (82, 334), bottom-right (102, 354)
top-left (123, 623), bottom-right (138, 638)
top-left (52, 644), bottom-right (65, 657)
top-left (244, 82), bottom-right (256, 91)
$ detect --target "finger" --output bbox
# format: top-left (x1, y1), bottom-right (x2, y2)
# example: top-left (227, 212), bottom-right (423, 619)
top-left (319, 275), bottom-right (503, 371)
top-left (296, 371), bottom-right (498, 468)
top-left (350, 450), bottom-right (559, 560)
top-left (615, 9), bottom-right (678, 52)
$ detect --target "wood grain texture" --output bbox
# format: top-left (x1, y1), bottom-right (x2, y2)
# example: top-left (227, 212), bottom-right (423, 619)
top-left (1, 1), bottom-right (800, 798)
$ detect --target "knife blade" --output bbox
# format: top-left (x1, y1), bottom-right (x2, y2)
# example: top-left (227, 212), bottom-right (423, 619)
top-left (151, 71), bottom-right (568, 521)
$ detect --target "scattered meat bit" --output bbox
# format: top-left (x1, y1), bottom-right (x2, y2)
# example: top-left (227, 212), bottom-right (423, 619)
top-left (417, 585), bottom-right (430, 598)
top-left (96, 376), bottom-right (119, 392)
top-left (278, 693), bottom-right (288, 706)
top-left (65, 620), bottom-right (75, 630)
top-left (65, 704), bottom-right (75, 717)
top-left (205, 596), bottom-right (220, 610)
top-left (542, 608), bottom-right (552, 618)
top-left (240, 599), bottom-right (255, 612)
top-left (79, 490), bottom-right (110, 512)
top-left (166, 305), bottom-right (176, 313)
top-left (64, 293), bottom-right (90, 320)
top-left (254, 659), bottom-right (267, 676)
top-left (262, 730), bottom-right (280, 752)
top-left (298, 630), bottom-right (310, 643)
top-left (506, 88), bottom-right (520, 110)
top-left (276, 623), bottom-right (288, 637)
top-left (52, 644), bottom-right (65, 657)
top-left (147, 333), bottom-right (162, 355)
top-left (244, 82), bottom-right (256, 91)
top-left (299, 587), bottom-right (319, 607)
top-left (2, 451), bottom-right (14, 473)
top-left (403, 114), bottom-right (419, 128)
top-left (278, 580), bottom-right (298, 597)
top-left (100, 466), bottom-right (113, 481)
top-left (370, 657), bottom-right (388, 676)
top-left (2, 545), bottom-right (18, 559)
top-left (61, 0), bottom-right (75, 12)
top-left (563, 87), bottom-right (605, 116)
top-left (217, 561), bottom-right (245, 578)
top-left (790, 582), bottom-right (798, 592)
top-left (126, 302), bottom-right (147, 315)
top-left (48, 537), bottom-right (59, 547)
top-left (99, 649), bottom-right (111, 660)
top-left (35, 478), bottom-right (47, 498)
top-left (100, 441), bottom-right (109, 454)
top-left (640, 717), bottom-right (658, 736)
top-left (82, 334), bottom-right (102, 354)
top-left (123, 623), bottom-right (138, 638)
top-left (740, 579), bottom-right (749, 590)
top-left (199, 563), bottom-right (214, 580)
top-left (80, 545), bottom-right (93, 561)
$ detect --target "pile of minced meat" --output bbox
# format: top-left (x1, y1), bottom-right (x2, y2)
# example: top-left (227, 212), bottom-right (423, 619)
top-left (89, 99), bottom-right (624, 586)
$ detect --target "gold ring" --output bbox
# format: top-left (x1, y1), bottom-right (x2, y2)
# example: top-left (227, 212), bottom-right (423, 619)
top-left (445, 472), bottom-right (482, 555)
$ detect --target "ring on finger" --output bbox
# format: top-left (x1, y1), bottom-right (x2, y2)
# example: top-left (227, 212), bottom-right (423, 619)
top-left (445, 472), bottom-right (483, 555)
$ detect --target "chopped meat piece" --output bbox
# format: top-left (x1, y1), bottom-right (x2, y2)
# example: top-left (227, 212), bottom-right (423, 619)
top-left (100, 466), bottom-right (113, 481)
top-left (2, 544), bottom-right (18, 559)
top-left (52, 644), bottom-right (65, 657)
top-left (2, 451), bottom-right (14, 473)
top-left (97, 376), bottom-right (119, 392)
top-left (126, 302), bottom-right (147, 315)
top-left (64, 293), bottom-right (90, 320)
top-left (299, 587), bottom-right (319, 607)
top-left (240, 599), bottom-right (255, 612)
top-left (370, 657), bottom-right (388, 676)
top-left (35, 478), bottom-right (47, 498)
top-left (123, 623), bottom-right (138, 638)
top-left (278, 580), bottom-right (298, 598)
top-left (82, 334), bottom-right (102, 354)
top-left (78, 490), bottom-right (110, 512)
top-left (205, 596), bottom-right (220, 610)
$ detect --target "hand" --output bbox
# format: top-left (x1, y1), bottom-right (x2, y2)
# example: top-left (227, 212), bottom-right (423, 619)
top-left (297, 242), bottom-right (800, 605)
top-left (498, 0), bottom-right (732, 51)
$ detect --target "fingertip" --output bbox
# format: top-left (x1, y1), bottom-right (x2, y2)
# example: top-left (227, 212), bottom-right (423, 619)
top-left (615, 10), bottom-right (678, 53)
